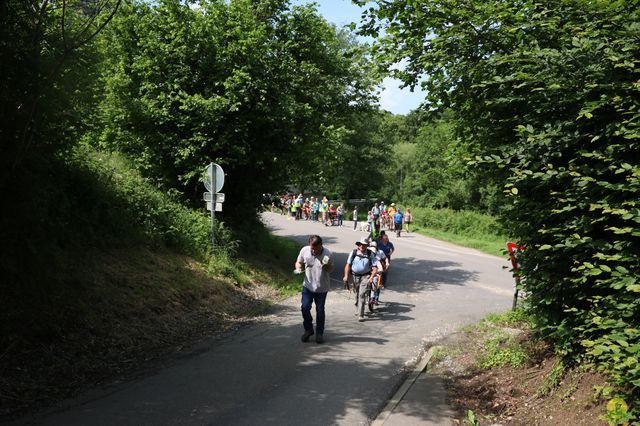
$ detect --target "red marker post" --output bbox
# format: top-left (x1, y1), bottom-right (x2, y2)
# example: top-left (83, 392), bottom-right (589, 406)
top-left (507, 242), bottom-right (524, 310)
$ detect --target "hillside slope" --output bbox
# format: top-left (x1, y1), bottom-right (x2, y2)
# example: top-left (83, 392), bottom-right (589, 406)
top-left (0, 150), bottom-right (299, 419)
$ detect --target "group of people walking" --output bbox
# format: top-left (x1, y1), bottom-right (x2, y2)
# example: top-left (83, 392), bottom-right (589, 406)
top-left (293, 231), bottom-right (395, 344)
top-left (277, 194), bottom-right (347, 226)
top-left (357, 201), bottom-right (412, 238)
top-left (275, 194), bottom-right (413, 238)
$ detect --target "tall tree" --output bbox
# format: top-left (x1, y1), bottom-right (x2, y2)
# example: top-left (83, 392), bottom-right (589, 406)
top-left (0, 0), bottom-right (120, 183)
top-left (98, 0), bottom-right (377, 217)
top-left (358, 0), bottom-right (640, 397)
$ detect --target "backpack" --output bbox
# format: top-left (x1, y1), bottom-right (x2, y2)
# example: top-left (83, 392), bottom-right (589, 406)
top-left (349, 249), bottom-right (374, 274)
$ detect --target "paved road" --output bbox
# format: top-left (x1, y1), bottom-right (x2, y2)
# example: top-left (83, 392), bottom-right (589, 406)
top-left (20, 213), bottom-right (514, 426)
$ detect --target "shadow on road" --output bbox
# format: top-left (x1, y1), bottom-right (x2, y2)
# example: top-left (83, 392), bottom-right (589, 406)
top-left (202, 321), bottom-right (446, 426)
top-left (386, 256), bottom-right (479, 293)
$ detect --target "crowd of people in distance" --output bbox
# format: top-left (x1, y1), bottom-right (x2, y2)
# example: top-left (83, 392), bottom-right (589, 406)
top-left (272, 194), bottom-right (413, 238)
top-left (289, 194), bottom-right (415, 338)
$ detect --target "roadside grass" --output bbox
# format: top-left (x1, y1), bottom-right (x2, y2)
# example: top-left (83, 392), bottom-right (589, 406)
top-left (476, 332), bottom-right (530, 369)
top-left (238, 225), bottom-right (302, 297)
top-left (483, 309), bottom-right (533, 328)
top-left (2, 234), bottom-right (299, 419)
top-left (431, 345), bottom-right (464, 364)
top-left (412, 225), bottom-right (505, 257)
top-left (467, 310), bottom-right (535, 370)
top-left (1, 245), bottom-right (283, 418)
top-left (537, 360), bottom-right (566, 397)
top-left (407, 207), bottom-right (506, 257)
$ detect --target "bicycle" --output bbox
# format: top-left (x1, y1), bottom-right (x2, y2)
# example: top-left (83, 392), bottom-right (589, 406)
top-left (343, 275), bottom-right (375, 313)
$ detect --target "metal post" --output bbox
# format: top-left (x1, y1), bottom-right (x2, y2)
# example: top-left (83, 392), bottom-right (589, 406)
top-left (512, 275), bottom-right (521, 310)
top-left (210, 162), bottom-right (216, 252)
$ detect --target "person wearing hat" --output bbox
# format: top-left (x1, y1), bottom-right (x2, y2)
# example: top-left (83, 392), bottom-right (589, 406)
top-left (343, 237), bottom-right (381, 321)
top-left (295, 235), bottom-right (334, 343)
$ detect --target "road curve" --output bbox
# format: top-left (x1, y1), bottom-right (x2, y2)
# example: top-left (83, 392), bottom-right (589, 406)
top-left (22, 212), bottom-right (514, 426)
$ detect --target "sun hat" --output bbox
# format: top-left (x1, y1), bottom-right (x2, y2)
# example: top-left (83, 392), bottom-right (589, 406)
top-left (390, 203), bottom-right (396, 206)
top-left (355, 237), bottom-right (369, 246)
top-left (367, 241), bottom-right (378, 253)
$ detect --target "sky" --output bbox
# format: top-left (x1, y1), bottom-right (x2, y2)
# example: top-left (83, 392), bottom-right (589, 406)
top-left (291, 0), bottom-right (427, 115)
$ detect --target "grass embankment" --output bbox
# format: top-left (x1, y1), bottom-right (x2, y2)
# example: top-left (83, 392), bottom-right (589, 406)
top-left (429, 310), bottom-right (627, 425)
top-left (407, 207), bottom-right (506, 256)
top-left (0, 149), bottom-right (300, 419)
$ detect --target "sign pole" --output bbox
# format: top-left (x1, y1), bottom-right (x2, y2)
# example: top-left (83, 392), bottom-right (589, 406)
top-left (507, 242), bottom-right (524, 311)
top-left (210, 162), bottom-right (216, 252)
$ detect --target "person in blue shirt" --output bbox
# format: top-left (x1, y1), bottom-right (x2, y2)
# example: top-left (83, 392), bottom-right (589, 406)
top-left (311, 198), bottom-right (319, 221)
top-left (376, 231), bottom-right (395, 285)
top-left (343, 238), bottom-right (381, 322)
top-left (393, 209), bottom-right (404, 237)
top-left (367, 241), bottom-right (388, 305)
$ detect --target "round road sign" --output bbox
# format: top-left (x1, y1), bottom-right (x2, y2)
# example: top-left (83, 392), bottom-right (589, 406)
top-left (204, 163), bottom-right (225, 193)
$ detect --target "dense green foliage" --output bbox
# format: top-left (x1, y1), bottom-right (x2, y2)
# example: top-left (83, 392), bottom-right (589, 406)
top-left (1, 0), bottom-right (123, 306)
top-left (359, 0), bottom-right (640, 406)
top-left (98, 0), bottom-right (380, 216)
top-left (376, 112), bottom-right (504, 213)
top-left (5, 0), bottom-right (638, 415)
top-left (0, 1), bottom-right (381, 406)
top-left (408, 207), bottom-right (505, 255)
top-left (0, 0), bottom-right (383, 281)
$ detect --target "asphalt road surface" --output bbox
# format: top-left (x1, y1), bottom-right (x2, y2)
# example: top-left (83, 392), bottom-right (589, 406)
top-left (22, 212), bottom-right (515, 426)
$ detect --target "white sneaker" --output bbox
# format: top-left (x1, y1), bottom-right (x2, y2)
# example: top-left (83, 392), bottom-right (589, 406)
top-left (358, 316), bottom-right (365, 322)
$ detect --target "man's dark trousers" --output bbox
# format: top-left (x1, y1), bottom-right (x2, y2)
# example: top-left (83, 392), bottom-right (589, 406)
top-left (301, 286), bottom-right (327, 334)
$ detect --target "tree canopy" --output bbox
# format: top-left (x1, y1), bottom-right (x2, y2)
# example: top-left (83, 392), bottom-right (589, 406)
top-left (359, 0), bottom-right (640, 400)
top-left (98, 0), bottom-right (380, 216)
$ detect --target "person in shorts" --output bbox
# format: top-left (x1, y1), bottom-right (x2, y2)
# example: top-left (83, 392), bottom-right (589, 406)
top-left (404, 207), bottom-right (413, 233)
top-left (393, 209), bottom-right (404, 237)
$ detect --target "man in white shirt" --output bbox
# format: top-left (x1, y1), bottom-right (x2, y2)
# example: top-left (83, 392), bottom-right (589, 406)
top-left (295, 235), bottom-right (334, 343)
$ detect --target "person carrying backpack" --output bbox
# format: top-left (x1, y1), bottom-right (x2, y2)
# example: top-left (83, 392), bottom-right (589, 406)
top-left (343, 237), bottom-right (380, 322)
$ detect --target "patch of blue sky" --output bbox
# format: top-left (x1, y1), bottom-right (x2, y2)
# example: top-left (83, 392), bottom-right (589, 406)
top-left (291, 0), bottom-right (426, 115)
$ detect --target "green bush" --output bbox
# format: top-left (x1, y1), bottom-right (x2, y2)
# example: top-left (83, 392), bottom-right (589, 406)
top-left (406, 206), bottom-right (506, 255)
top-left (81, 149), bottom-right (235, 259)
top-left (410, 207), bottom-right (504, 239)
top-left (359, 0), bottom-right (640, 406)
